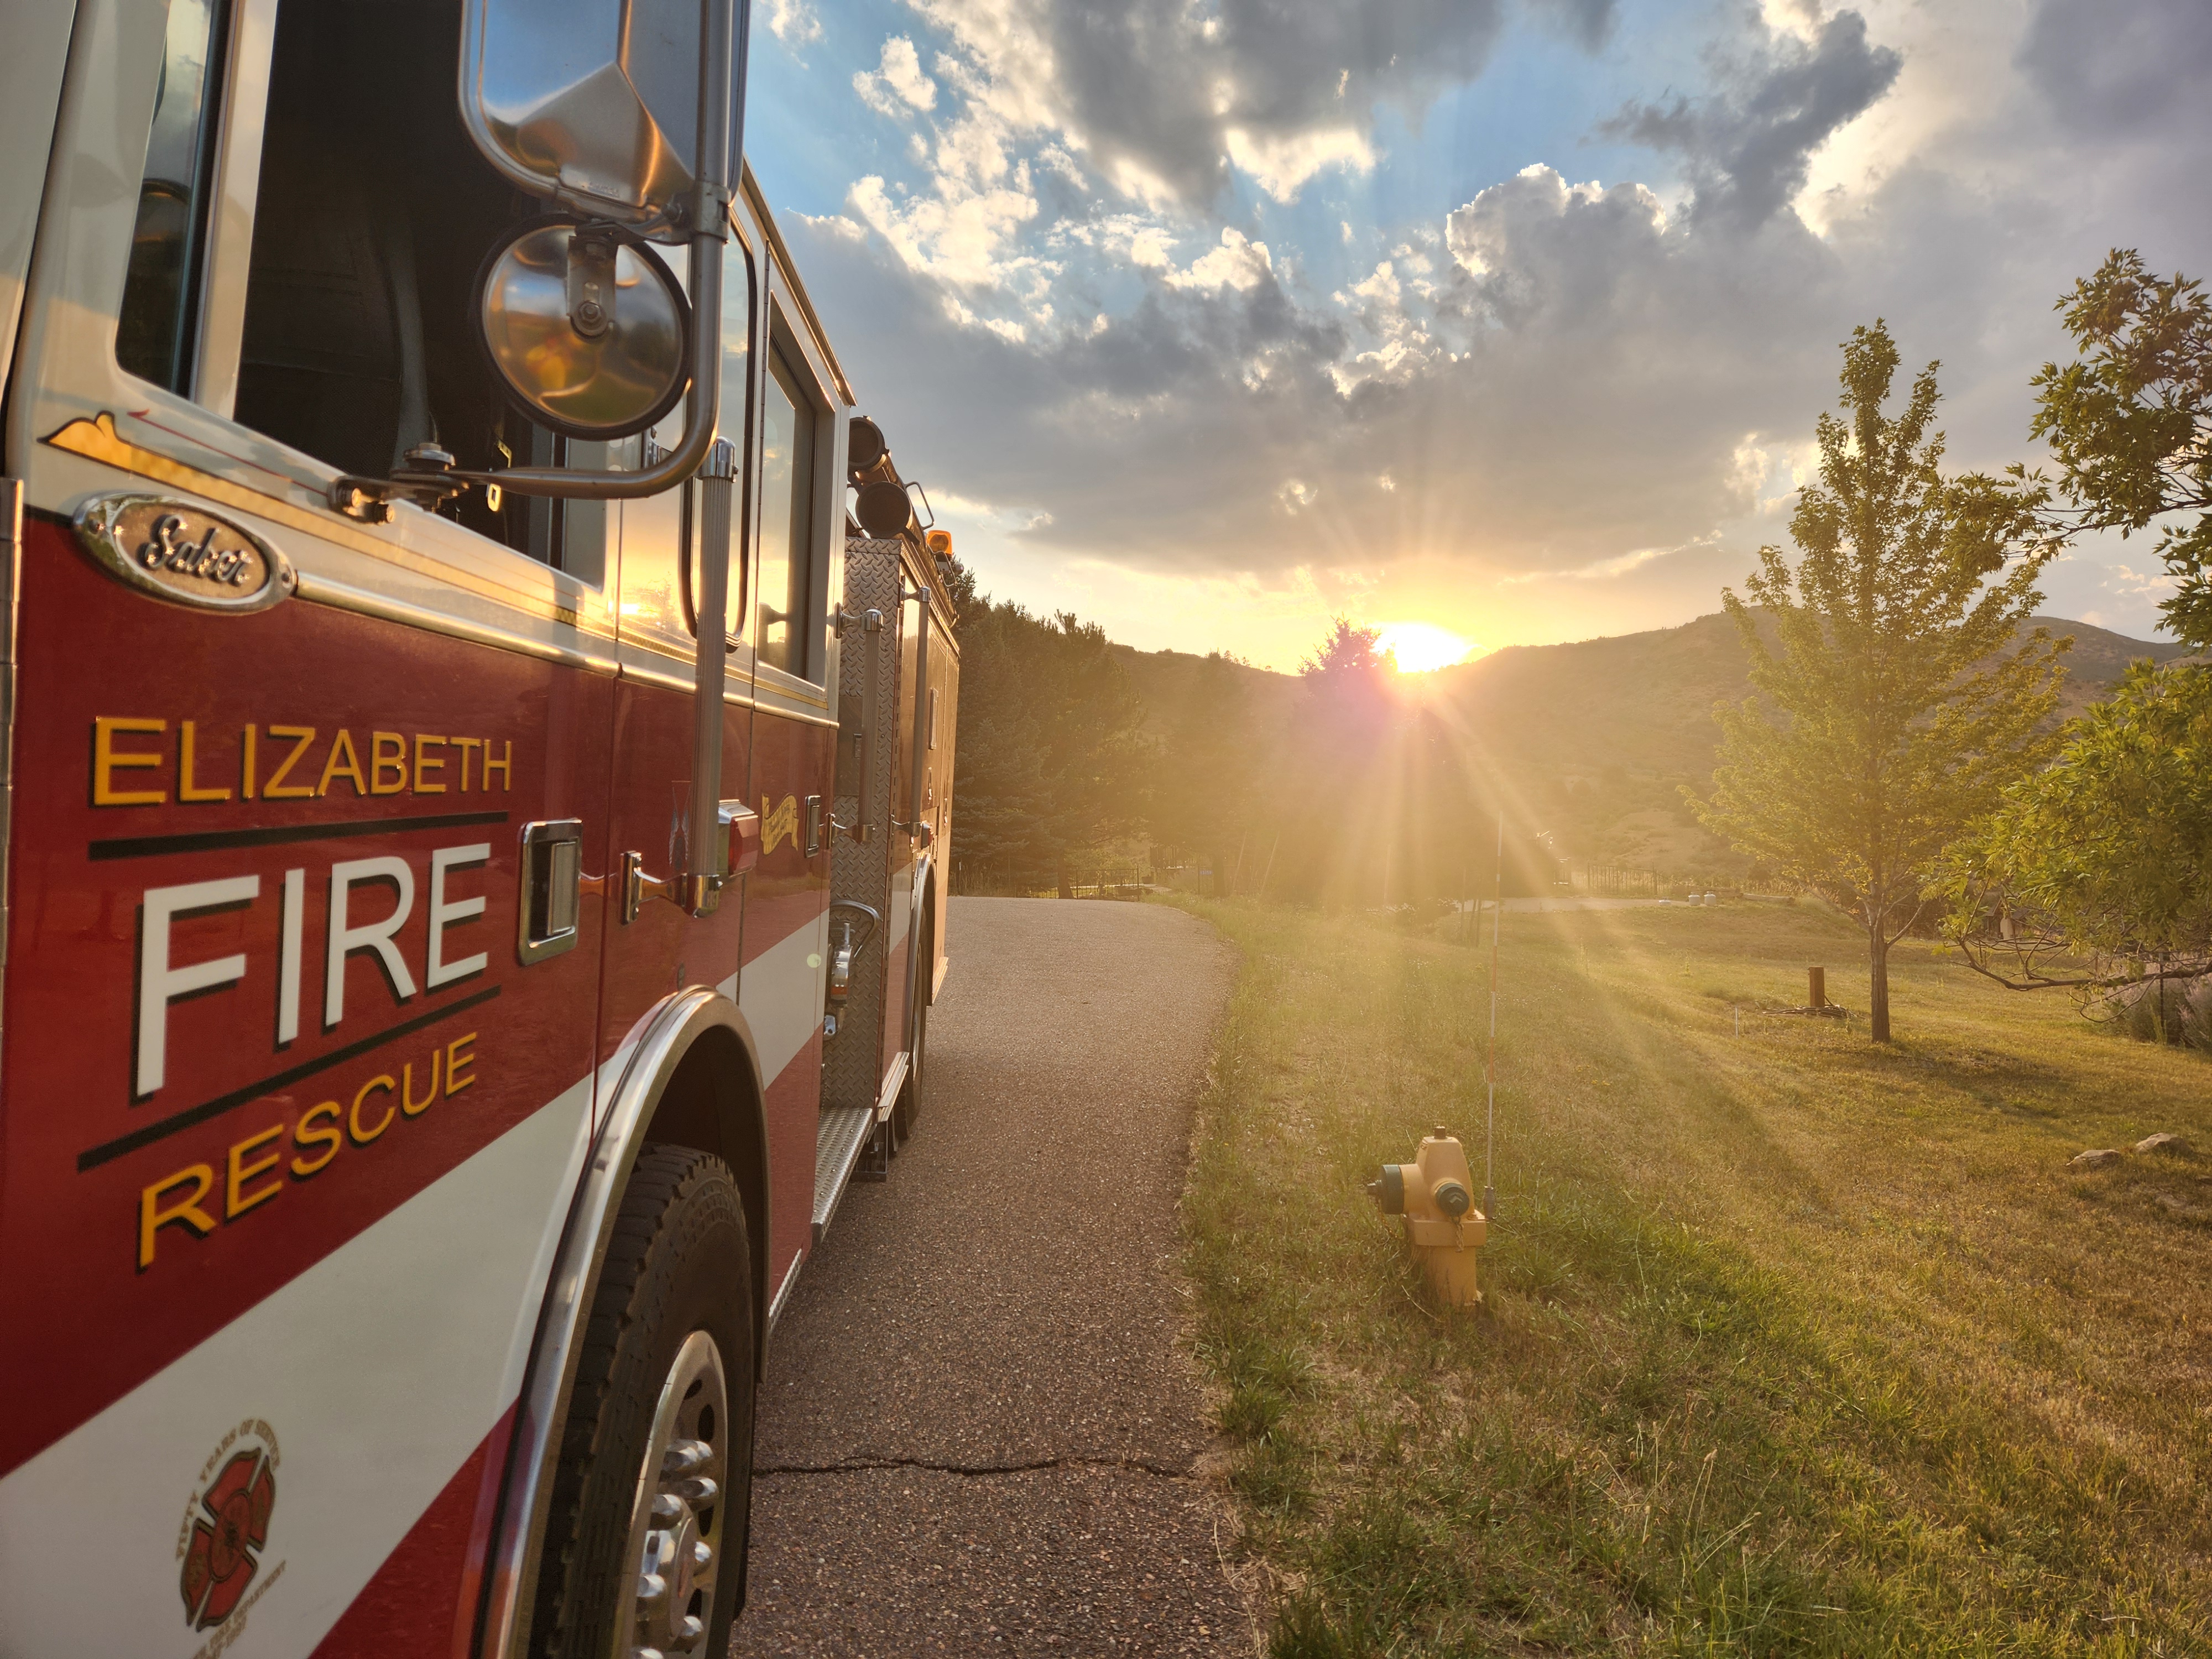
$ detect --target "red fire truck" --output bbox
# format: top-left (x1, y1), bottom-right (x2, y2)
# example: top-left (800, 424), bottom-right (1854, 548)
top-left (0, 3), bottom-right (958, 1655)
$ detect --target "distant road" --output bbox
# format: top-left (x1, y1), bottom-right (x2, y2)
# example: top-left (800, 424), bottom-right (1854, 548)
top-left (733, 898), bottom-right (1254, 1656)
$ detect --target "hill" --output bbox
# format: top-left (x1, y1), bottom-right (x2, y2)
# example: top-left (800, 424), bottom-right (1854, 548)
top-left (1109, 613), bottom-right (2189, 875)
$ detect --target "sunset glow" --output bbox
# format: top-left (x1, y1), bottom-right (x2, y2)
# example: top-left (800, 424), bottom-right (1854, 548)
top-left (1378, 622), bottom-right (1475, 674)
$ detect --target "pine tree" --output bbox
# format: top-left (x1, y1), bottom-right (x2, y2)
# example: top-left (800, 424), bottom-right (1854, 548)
top-left (1692, 322), bottom-right (2070, 1041)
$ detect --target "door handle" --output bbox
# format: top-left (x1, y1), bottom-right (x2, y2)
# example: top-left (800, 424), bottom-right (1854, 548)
top-left (618, 800), bottom-right (758, 925)
top-left (518, 819), bottom-right (585, 963)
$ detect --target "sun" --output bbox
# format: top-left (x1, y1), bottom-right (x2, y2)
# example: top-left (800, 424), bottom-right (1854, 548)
top-left (1376, 622), bottom-right (1474, 674)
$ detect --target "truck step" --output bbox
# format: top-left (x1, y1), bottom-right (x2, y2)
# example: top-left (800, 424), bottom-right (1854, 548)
top-left (811, 1105), bottom-right (877, 1243)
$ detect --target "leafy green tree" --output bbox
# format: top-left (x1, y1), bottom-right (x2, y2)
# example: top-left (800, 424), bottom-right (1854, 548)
top-left (2018, 251), bottom-right (2212, 647)
top-left (1944, 660), bottom-right (2212, 992)
top-left (1692, 322), bottom-right (2069, 1041)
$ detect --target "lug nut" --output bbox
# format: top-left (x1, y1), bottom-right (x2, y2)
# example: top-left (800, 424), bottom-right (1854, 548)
top-left (661, 1439), bottom-right (711, 1478)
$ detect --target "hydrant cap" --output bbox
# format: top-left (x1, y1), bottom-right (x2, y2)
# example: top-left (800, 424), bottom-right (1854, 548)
top-left (1433, 1178), bottom-right (1471, 1220)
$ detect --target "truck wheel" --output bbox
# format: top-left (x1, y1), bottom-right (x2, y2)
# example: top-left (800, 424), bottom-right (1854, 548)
top-left (530, 1145), bottom-right (755, 1659)
top-left (891, 906), bottom-right (932, 1149)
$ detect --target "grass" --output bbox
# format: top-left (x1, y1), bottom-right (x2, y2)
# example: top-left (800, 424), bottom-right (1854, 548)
top-left (1173, 896), bottom-right (2212, 1657)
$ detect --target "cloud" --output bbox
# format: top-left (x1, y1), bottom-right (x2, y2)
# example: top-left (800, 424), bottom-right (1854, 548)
top-left (2016, 0), bottom-right (2212, 138)
top-left (854, 36), bottom-right (940, 117)
top-left (797, 144), bottom-right (1855, 588)
top-left (764, 0), bottom-right (821, 48)
top-left (846, 170), bottom-right (1040, 289)
top-left (761, 0), bottom-right (2212, 651)
top-left (1601, 9), bottom-right (1902, 225)
top-left (1222, 126), bottom-right (1376, 204)
top-left (904, 0), bottom-right (1527, 207)
top-left (1165, 228), bottom-right (1274, 293)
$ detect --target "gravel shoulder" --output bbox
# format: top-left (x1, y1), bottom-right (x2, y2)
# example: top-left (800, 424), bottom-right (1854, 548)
top-left (732, 897), bottom-right (1251, 1656)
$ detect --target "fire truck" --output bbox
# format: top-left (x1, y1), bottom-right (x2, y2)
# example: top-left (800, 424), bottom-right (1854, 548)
top-left (0, 3), bottom-right (959, 1655)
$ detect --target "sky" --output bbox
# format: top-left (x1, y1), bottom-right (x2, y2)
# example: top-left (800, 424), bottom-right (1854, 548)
top-left (743, 0), bottom-right (2212, 671)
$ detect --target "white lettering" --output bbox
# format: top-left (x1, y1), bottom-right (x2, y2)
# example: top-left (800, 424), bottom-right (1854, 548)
top-left (427, 843), bottom-right (489, 989)
top-left (276, 868), bottom-right (304, 1046)
top-left (138, 876), bottom-right (259, 1097)
top-left (325, 857), bottom-right (416, 1027)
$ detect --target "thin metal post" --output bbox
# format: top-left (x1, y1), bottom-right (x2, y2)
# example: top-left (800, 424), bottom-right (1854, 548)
top-left (1485, 810), bottom-right (1501, 1222)
top-left (686, 436), bottom-right (736, 910)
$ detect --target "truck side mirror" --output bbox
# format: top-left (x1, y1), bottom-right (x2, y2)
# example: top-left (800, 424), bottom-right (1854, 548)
top-left (351, 0), bottom-right (745, 517)
top-left (460, 0), bottom-right (717, 228)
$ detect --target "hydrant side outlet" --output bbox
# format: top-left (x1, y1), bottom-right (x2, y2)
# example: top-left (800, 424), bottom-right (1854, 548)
top-left (1366, 1164), bottom-right (1406, 1214)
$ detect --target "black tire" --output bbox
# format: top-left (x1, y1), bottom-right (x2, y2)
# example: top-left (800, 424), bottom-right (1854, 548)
top-left (530, 1145), bottom-right (755, 1658)
top-left (891, 905), bottom-right (932, 1150)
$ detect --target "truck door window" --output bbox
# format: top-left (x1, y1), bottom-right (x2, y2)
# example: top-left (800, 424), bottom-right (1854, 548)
top-left (116, 0), bottom-right (228, 393)
top-left (756, 341), bottom-right (816, 676)
top-left (159, 0), bottom-right (607, 585)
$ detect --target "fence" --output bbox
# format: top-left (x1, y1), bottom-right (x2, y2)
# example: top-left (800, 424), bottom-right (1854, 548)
top-left (952, 862), bottom-right (1154, 899)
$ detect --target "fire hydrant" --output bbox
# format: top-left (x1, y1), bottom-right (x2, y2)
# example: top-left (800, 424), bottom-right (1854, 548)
top-left (1366, 1127), bottom-right (1486, 1308)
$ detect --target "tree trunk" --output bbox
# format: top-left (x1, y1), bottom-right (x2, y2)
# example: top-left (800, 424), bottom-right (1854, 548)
top-left (1869, 925), bottom-right (1892, 1042)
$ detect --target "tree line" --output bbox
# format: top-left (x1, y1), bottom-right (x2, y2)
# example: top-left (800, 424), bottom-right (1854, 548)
top-left (942, 578), bottom-right (1567, 906)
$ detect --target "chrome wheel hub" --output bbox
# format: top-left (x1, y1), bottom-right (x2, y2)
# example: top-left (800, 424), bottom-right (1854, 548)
top-left (622, 1330), bottom-right (728, 1659)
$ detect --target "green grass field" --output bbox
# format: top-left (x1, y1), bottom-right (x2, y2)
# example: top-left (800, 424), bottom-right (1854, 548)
top-left (1175, 896), bottom-right (2211, 1657)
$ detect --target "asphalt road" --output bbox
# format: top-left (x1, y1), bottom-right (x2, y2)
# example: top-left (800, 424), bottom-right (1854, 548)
top-left (731, 898), bottom-right (1253, 1657)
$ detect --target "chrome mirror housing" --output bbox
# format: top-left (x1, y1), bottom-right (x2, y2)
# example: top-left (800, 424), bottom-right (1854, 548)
top-left (460, 0), bottom-right (714, 233)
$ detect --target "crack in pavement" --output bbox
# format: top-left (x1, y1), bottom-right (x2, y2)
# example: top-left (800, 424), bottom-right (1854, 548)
top-left (754, 1452), bottom-right (1197, 1480)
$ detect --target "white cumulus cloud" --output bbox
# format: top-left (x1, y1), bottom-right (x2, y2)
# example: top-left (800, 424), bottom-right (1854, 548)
top-left (854, 36), bottom-right (939, 118)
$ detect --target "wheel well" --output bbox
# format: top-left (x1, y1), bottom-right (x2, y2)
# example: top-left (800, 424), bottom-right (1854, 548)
top-left (641, 1026), bottom-right (772, 1379)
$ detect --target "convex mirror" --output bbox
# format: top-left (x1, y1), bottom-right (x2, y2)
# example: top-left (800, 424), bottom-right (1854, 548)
top-left (476, 218), bottom-right (690, 441)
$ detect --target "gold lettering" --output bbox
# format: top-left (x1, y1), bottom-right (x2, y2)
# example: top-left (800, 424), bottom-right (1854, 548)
top-left (760, 794), bottom-right (799, 855)
top-left (481, 740), bottom-right (512, 792)
top-left (454, 736), bottom-right (482, 792)
top-left (445, 1032), bottom-right (478, 1096)
top-left (413, 735), bottom-right (447, 794)
top-left (241, 724), bottom-right (258, 800)
top-left (290, 1102), bottom-right (342, 1177)
top-left (348, 1075), bottom-right (397, 1144)
top-left (402, 1052), bottom-right (441, 1117)
top-left (139, 1164), bottom-right (217, 1268)
top-left (225, 1124), bottom-right (285, 1217)
top-left (178, 720), bottom-right (233, 803)
top-left (370, 731), bottom-right (408, 795)
top-left (262, 726), bottom-right (318, 799)
top-left (317, 729), bottom-right (367, 796)
top-left (93, 716), bottom-right (166, 806)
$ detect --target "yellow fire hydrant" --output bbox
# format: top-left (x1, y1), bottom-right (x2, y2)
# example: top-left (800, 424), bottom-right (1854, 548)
top-left (1366, 1127), bottom-right (1486, 1308)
